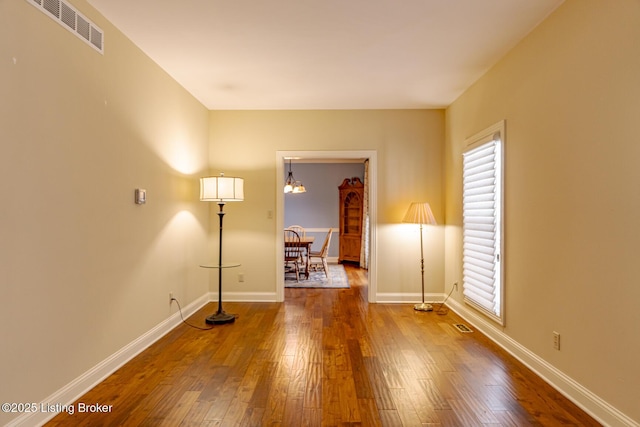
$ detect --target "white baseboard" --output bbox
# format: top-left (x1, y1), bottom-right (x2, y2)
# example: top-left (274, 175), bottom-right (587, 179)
top-left (376, 292), bottom-right (443, 303)
top-left (445, 299), bottom-right (638, 427)
top-left (5, 293), bottom-right (211, 427)
top-left (221, 292), bottom-right (278, 302)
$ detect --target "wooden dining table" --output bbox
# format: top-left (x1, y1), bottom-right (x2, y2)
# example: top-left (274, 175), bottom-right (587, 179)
top-left (284, 235), bottom-right (314, 279)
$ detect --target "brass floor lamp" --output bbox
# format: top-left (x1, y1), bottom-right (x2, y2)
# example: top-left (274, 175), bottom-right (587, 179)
top-left (403, 202), bottom-right (437, 311)
top-left (200, 173), bottom-right (244, 325)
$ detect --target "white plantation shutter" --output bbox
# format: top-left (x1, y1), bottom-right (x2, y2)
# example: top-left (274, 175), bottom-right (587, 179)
top-left (462, 122), bottom-right (504, 324)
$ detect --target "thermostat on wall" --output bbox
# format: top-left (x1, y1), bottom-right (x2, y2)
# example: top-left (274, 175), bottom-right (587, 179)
top-left (135, 188), bottom-right (146, 204)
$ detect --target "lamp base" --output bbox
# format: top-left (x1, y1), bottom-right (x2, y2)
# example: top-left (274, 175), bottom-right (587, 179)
top-left (205, 311), bottom-right (236, 325)
top-left (414, 303), bottom-right (433, 312)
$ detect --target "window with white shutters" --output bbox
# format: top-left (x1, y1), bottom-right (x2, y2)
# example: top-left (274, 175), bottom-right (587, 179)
top-left (462, 121), bottom-right (504, 324)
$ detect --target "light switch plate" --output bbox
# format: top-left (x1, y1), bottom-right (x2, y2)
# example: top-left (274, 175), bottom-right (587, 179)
top-left (135, 188), bottom-right (146, 204)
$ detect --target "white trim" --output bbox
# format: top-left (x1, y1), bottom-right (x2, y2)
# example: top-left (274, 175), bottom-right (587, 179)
top-left (464, 120), bottom-right (505, 150)
top-left (218, 292), bottom-right (278, 302)
top-left (446, 298), bottom-right (639, 427)
top-left (5, 293), bottom-right (210, 427)
top-left (298, 227), bottom-right (339, 233)
top-left (276, 150), bottom-right (378, 303)
top-left (375, 292), bottom-right (444, 304)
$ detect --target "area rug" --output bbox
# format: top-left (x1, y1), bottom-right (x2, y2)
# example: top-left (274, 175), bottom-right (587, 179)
top-left (285, 264), bottom-right (350, 289)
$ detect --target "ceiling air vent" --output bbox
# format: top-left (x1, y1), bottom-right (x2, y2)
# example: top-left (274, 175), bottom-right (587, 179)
top-left (43, 0), bottom-right (60, 18)
top-left (25, 0), bottom-right (104, 54)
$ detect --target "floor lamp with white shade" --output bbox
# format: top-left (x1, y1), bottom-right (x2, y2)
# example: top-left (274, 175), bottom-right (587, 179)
top-left (200, 173), bottom-right (244, 325)
top-left (403, 202), bottom-right (437, 312)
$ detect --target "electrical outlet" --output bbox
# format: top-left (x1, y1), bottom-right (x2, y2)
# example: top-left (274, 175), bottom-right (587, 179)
top-left (238, 273), bottom-right (245, 283)
top-left (553, 331), bottom-right (560, 350)
top-left (169, 292), bottom-right (174, 304)
top-left (453, 282), bottom-right (459, 291)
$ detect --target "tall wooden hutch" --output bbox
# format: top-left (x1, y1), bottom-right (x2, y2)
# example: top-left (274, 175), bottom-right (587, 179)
top-left (338, 177), bottom-right (364, 264)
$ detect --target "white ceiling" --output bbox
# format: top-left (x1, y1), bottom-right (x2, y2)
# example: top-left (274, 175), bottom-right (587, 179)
top-left (87, 0), bottom-right (563, 110)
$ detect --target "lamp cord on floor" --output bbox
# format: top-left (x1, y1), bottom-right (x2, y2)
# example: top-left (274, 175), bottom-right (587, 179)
top-left (170, 298), bottom-right (214, 331)
top-left (435, 283), bottom-right (457, 315)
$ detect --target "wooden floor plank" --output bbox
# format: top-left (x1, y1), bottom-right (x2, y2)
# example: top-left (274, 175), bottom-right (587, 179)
top-left (46, 265), bottom-right (600, 427)
top-left (261, 374), bottom-right (289, 424)
top-left (336, 371), bottom-right (362, 423)
top-left (303, 362), bottom-right (323, 409)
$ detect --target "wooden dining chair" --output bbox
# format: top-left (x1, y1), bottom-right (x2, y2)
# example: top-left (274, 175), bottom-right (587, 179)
top-left (285, 225), bottom-right (307, 265)
top-left (309, 229), bottom-right (333, 277)
top-left (284, 229), bottom-right (303, 282)
top-left (285, 225), bottom-right (306, 238)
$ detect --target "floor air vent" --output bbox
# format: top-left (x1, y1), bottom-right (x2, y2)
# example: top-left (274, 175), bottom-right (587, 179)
top-left (27, 0), bottom-right (104, 54)
top-left (453, 323), bottom-right (473, 333)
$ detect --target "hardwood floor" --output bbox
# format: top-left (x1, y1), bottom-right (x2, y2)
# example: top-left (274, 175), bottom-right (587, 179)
top-left (47, 266), bottom-right (599, 426)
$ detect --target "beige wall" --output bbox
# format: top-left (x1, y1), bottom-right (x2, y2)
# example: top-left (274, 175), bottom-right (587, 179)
top-left (208, 110), bottom-right (445, 299)
top-left (0, 1), bottom-right (210, 424)
top-left (445, 0), bottom-right (640, 423)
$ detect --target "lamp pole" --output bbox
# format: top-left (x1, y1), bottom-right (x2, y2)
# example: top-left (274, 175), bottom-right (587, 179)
top-left (205, 202), bottom-right (236, 324)
top-left (414, 222), bottom-right (432, 311)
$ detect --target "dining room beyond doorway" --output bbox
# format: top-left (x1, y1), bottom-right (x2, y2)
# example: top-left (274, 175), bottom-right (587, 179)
top-left (284, 161), bottom-right (365, 264)
top-left (276, 151), bottom-right (377, 303)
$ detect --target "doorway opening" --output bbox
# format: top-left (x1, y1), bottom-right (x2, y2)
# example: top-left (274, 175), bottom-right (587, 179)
top-left (276, 150), bottom-right (377, 303)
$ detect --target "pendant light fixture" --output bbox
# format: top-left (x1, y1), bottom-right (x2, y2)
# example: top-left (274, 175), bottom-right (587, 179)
top-left (284, 158), bottom-right (306, 194)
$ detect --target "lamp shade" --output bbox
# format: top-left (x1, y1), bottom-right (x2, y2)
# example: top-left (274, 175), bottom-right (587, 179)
top-left (200, 174), bottom-right (244, 202)
top-left (402, 202), bottom-right (436, 225)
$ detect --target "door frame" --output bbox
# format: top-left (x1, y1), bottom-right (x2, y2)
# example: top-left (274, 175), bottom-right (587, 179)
top-left (275, 150), bottom-right (378, 302)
